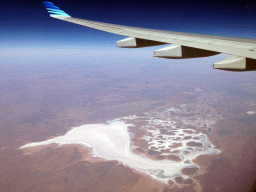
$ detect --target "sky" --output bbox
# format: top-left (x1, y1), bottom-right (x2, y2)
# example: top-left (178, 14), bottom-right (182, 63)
top-left (1, 0), bottom-right (256, 49)
top-left (1, 0), bottom-right (256, 75)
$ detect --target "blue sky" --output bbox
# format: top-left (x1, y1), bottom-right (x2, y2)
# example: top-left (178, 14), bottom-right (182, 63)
top-left (2, 0), bottom-right (256, 48)
top-left (1, 0), bottom-right (256, 72)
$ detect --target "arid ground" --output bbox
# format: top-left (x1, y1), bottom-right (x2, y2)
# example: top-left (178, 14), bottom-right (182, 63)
top-left (1, 52), bottom-right (256, 191)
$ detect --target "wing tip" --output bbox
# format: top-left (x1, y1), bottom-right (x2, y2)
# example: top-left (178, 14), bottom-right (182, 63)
top-left (43, 1), bottom-right (71, 17)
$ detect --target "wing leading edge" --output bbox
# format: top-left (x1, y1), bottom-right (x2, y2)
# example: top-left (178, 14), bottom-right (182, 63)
top-left (43, 1), bottom-right (256, 71)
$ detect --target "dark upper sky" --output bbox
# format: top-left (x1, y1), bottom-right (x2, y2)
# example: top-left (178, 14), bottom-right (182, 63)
top-left (1, 0), bottom-right (256, 50)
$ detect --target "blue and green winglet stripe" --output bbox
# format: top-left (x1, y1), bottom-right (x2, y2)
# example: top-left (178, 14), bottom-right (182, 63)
top-left (43, 1), bottom-right (70, 17)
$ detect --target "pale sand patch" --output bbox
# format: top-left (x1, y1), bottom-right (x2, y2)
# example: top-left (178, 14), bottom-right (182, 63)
top-left (247, 111), bottom-right (256, 115)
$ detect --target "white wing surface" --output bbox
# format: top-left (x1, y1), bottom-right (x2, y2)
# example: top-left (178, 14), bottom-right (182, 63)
top-left (43, 1), bottom-right (256, 71)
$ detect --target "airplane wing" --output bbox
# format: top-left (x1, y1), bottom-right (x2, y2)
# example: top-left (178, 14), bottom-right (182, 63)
top-left (43, 1), bottom-right (256, 71)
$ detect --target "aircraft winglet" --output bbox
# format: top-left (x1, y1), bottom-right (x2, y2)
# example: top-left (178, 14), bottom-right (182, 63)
top-left (43, 1), bottom-right (70, 18)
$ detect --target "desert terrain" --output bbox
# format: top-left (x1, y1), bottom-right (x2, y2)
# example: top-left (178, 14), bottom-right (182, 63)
top-left (1, 54), bottom-right (256, 191)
